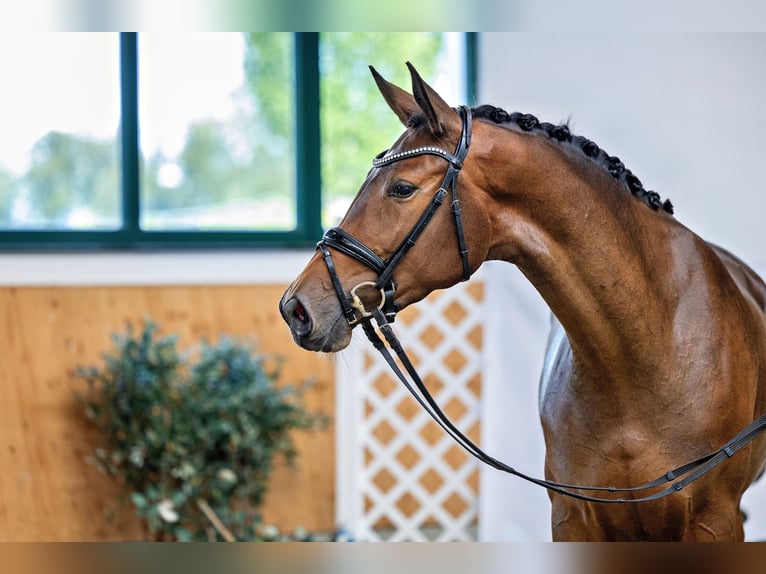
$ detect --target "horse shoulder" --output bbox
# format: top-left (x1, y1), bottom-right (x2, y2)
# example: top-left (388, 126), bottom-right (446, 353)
top-left (707, 242), bottom-right (766, 481)
top-left (707, 241), bottom-right (766, 413)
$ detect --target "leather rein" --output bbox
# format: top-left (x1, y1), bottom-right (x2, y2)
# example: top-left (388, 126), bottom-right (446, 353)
top-left (316, 106), bottom-right (766, 503)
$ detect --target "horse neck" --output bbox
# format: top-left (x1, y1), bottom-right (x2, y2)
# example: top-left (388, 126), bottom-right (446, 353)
top-left (479, 131), bottom-right (687, 382)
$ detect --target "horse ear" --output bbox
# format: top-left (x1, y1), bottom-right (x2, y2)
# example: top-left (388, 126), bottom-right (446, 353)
top-left (370, 65), bottom-right (419, 127)
top-left (407, 61), bottom-right (457, 138)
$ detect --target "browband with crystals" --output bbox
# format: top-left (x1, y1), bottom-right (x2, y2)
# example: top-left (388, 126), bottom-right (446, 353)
top-left (372, 145), bottom-right (463, 169)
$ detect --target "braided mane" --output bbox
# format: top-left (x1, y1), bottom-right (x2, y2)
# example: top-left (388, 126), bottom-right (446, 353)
top-left (472, 105), bottom-right (674, 215)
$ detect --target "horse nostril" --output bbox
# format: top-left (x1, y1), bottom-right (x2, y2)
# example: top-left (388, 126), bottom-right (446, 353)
top-left (293, 301), bottom-right (307, 324)
top-left (281, 296), bottom-right (313, 337)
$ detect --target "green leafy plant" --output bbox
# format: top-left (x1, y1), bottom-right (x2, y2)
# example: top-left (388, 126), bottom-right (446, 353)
top-left (76, 320), bottom-right (324, 541)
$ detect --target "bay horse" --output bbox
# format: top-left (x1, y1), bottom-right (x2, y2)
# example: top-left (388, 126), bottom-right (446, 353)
top-left (279, 63), bottom-right (766, 541)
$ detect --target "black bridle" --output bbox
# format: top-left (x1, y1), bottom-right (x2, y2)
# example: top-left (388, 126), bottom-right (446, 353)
top-left (316, 105), bottom-right (766, 504)
top-left (318, 105), bottom-right (473, 327)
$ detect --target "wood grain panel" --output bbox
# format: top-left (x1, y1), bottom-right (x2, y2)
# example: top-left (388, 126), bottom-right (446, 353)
top-left (0, 285), bottom-right (334, 541)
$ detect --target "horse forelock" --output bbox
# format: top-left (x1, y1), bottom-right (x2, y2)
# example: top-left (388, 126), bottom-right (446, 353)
top-left (472, 104), bottom-right (675, 215)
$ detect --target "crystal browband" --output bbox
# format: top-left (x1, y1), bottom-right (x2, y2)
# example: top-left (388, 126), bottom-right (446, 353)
top-left (372, 146), bottom-right (462, 169)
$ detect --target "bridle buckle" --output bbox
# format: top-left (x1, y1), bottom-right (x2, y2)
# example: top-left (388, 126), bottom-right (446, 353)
top-left (349, 281), bottom-right (389, 324)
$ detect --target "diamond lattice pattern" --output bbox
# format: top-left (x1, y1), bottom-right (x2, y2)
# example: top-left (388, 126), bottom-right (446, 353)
top-left (338, 277), bottom-right (484, 541)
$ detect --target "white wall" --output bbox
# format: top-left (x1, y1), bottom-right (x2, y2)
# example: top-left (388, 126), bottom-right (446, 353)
top-left (0, 251), bottom-right (314, 286)
top-left (477, 33), bottom-right (766, 541)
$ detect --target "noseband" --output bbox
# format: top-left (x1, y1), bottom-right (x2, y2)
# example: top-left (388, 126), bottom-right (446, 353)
top-left (314, 105), bottom-right (766, 504)
top-left (317, 105), bottom-right (473, 326)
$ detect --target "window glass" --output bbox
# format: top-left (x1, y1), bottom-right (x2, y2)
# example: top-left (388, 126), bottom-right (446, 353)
top-left (319, 33), bottom-right (467, 228)
top-left (138, 33), bottom-right (297, 231)
top-left (0, 33), bottom-right (121, 230)
top-left (0, 33), bottom-right (471, 248)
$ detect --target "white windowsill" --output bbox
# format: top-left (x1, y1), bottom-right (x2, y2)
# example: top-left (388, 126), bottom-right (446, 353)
top-left (0, 250), bottom-right (315, 286)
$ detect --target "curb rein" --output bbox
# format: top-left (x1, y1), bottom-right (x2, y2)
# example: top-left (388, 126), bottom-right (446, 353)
top-left (316, 106), bottom-right (766, 504)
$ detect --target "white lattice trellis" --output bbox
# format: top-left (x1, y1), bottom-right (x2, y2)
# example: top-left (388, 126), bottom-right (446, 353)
top-left (336, 274), bottom-right (484, 541)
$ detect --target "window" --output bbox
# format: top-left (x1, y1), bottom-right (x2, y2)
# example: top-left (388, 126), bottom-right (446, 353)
top-left (139, 33), bottom-right (297, 232)
top-left (0, 33), bottom-right (474, 250)
top-left (0, 34), bottom-right (121, 232)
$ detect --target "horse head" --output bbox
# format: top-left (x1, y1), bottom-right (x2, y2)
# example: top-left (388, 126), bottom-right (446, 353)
top-left (280, 63), bottom-right (492, 352)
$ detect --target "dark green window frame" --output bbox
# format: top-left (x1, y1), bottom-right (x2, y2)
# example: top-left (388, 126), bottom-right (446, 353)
top-left (1, 32), bottom-right (476, 251)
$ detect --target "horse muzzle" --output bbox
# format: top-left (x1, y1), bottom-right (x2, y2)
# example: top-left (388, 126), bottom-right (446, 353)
top-left (278, 289), bottom-right (352, 353)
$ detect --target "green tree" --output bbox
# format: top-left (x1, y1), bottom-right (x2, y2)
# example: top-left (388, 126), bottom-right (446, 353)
top-left (175, 121), bottom-right (236, 208)
top-left (319, 33), bottom-right (443, 204)
top-left (242, 33), bottom-right (293, 145)
top-left (143, 117), bottom-right (293, 222)
top-left (23, 131), bottom-right (119, 227)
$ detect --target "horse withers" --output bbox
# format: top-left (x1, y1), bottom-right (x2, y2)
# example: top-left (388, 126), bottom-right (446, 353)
top-left (279, 63), bottom-right (766, 541)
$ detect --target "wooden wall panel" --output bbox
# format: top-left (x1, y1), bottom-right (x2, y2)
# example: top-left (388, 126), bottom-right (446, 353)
top-left (0, 285), bottom-right (335, 541)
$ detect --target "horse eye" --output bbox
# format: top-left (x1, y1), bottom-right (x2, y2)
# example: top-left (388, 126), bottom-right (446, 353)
top-left (389, 183), bottom-right (417, 198)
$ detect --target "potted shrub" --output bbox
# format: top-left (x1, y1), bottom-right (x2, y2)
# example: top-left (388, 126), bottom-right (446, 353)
top-left (76, 320), bottom-right (324, 541)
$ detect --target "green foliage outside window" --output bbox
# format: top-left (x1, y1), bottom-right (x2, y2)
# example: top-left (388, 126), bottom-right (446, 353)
top-left (244, 33), bottom-right (294, 142)
top-left (320, 33), bottom-right (442, 208)
top-left (25, 132), bottom-right (119, 228)
top-left (141, 33), bottom-right (297, 230)
top-left (75, 321), bottom-right (325, 541)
